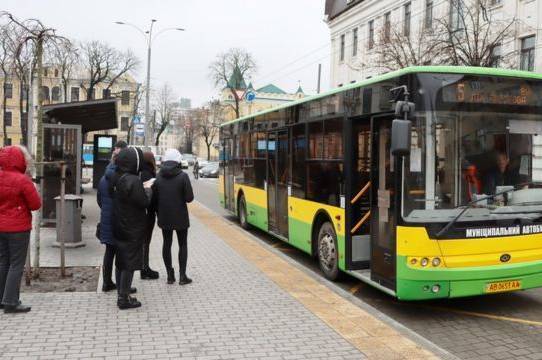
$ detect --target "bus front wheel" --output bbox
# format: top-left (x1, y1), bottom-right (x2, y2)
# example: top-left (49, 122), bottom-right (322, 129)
top-left (317, 222), bottom-right (340, 281)
top-left (238, 195), bottom-right (249, 230)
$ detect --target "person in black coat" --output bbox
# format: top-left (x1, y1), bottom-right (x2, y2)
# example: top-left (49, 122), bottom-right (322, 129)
top-left (110, 147), bottom-right (152, 310)
top-left (153, 149), bottom-right (194, 285)
top-left (140, 151), bottom-right (159, 280)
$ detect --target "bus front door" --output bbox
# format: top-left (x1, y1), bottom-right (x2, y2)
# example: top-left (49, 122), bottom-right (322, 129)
top-left (267, 129), bottom-right (289, 238)
top-left (370, 117), bottom-right (396, 290)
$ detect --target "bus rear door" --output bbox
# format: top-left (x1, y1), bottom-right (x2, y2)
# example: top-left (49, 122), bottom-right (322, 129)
top-left (267, 129), bottom-right (289, 238)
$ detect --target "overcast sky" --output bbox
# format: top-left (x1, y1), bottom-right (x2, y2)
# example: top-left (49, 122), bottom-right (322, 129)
top-left (3, 0), bottom-right (331, 107)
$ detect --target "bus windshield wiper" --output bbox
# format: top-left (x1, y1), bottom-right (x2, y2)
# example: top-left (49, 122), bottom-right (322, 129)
top-left (435, 187), bottom-right (518, 238)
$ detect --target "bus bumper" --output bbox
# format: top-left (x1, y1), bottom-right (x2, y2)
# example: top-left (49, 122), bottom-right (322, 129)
top-left (396, 257), bottom-right (542, 300)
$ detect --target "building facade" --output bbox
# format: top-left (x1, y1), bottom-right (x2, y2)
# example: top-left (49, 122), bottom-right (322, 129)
top-left (325, 0), bottom-right (542, 87)
top-left (0, 65), bottom-right (140, 146)
top-left (220, 66), bottom-right (305, 122)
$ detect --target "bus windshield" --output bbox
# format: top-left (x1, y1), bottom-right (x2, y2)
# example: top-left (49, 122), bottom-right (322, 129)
top-left (403, 74), bottom-right (542, 223)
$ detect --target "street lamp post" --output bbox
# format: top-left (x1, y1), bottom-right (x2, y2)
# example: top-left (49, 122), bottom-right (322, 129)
top-left (115, 20), bottom-right (184, 146)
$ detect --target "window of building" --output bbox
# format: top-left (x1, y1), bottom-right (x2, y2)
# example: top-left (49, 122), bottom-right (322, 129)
top-left (54, 68), bottom-right (59, 77)
top-left (43, 68), bottom-right (48, 77)
top-left (404, 3), bottom-right (411, 37)
top-left (340, 34), bottom-right (345, 62)
top-left (41, 86), bottom-right (50, 102)
top-left (5, 138), bottom-right (11, 146)
top-left (352, 28), bottom-right (358, 56)
top-left (425, 0), bottom-right (433, 29)
top-left (70, 87), bottom-right (79, 102)
top-left (4, 83), bottom-right (12, 99)
top-left (121, 116), bottom-right (129, 131)
top-left (4, 111), bottom-right (12, 126)
top-left (490, 43), bottom-right (502, 68)
top-left (368, 20), bottom-right (375, 49)
top-left (520, 36), bottom-right (535, 71)
top-left (121, 90), bottom-right (130, 105)
top-left (102, 89), bottom-right (111, 99)
top-left (450, 0), bottom-right (464, 31)
top-left (52, 87), bottom-right (61, 101)
top-left (490, 0), bottom-right (501, 5)
top-left (384, 12), bottom-right (391, 42)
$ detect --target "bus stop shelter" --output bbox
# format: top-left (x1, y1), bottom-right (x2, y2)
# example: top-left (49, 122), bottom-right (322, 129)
top-left (41, 99), bottom-right (118, 222)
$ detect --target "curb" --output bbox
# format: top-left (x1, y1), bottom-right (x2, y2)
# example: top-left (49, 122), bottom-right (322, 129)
top-left (195, 200), bottom-right (459, 360)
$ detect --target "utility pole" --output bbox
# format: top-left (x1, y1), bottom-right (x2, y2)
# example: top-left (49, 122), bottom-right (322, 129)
top-left (116, 20), bottom-right (185, 146)
top-left (144, 20), bottom-right (155, 146)
top-left (317, 63), bottom-right (322, 94)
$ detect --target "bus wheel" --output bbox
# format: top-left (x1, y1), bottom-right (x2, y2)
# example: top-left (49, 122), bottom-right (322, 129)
top-left (238, 195), bottom-right (249, 230)
top-left (317, 222), bottom-right (340, 281)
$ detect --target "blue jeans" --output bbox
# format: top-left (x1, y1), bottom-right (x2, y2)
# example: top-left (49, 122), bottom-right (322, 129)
top-left (0, 232), bottom-right (30, 306)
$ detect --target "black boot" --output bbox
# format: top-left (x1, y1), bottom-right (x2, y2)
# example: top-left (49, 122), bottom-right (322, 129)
top-left (117, 295), bottom-right (141, 310)
top-left (179, 275), bottom-right (193, 285)
top-left (167, 268), bottom-right (175, 284)
top-left (4, 303), bottom-right (31, 314)
top-left (141, 268), bottom-right (159, 280)
top-left (102, 282), bottom-right (117, 292)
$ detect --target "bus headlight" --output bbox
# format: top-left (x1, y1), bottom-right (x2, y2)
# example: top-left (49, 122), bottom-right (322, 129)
top-left (420, 258), bottom-right (429, 267)
top-left (410, 258), bottom-right (418, 265)
top-left (431, 284), bottom-right (441, 293)
top-left (432, 258), bottom-right (441, 267)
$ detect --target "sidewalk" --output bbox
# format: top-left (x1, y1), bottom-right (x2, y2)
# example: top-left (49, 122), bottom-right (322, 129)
top-left (0, 192), bottom-right (438, 359)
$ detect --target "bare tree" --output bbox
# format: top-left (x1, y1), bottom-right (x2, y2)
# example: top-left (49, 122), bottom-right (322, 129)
top-left (209, 48), bottom-right (256, 119)
top-left (51, 40), bottom-right (79, 102)
top-left (153, 83), bottom-right (175, 146)
top-left (434, 0), bottom-right (517, 67)
top-left (80, 40), bottom-right (139, 100)
top-left (0, 23), bottom-right (13, 146)
top-left (126, 83), bottom-right (144, 145)
top-left (11, 25), bottom-right (36, 146)
top-left (197, 100), bottom-right (222, 161)
top-left (372, 26), bottom-right (444, 71)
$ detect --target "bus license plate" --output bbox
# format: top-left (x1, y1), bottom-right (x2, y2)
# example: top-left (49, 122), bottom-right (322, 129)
top-left (485, 280), bottom-right (521, 293)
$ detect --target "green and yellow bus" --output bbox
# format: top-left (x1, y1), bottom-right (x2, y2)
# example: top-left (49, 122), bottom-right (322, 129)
top-left (218, 66), bottom-right (542, 300)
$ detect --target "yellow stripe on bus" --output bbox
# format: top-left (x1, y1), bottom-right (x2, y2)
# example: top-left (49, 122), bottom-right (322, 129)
top-left (288, 197), bottom-right (345, 237)
top-left (397, 226), bottom-right (542, 268)
top-left (233, 183), bottom-right (267, 209)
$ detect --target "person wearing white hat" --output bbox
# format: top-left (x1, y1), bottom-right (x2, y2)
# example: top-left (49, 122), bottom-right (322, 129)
top-left (153, 149), bottom-right (194, 285)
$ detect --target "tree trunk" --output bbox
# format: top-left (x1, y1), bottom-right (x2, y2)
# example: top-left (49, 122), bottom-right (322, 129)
top-left (2, 92), bottom-right (7, 146)
top-left (206, 143), bottom-right (211, 161)
top-left (19, 81), bottom-right (28, 146)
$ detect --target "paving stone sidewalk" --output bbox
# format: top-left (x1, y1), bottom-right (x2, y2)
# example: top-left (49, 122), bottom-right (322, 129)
top-left (0, 194), bottom-right (364, 359)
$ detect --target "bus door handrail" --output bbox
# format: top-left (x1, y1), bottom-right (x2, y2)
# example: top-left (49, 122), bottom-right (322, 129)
top-left (351, 181), bottom-right (371, 205)
top-left (351, 210), bottom-right (371, 234)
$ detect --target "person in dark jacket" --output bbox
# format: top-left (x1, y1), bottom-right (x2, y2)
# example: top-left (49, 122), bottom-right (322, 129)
top-left (140, 151), bottom-right (159, 280)
top-left (153, 149), bottom-right (194, 285)
top-left (96, 140), bottom-right (128, 292)
top-left (0, 146), bottom-right (42, 314)
top-left (110, 147), bottom-right (152, 310)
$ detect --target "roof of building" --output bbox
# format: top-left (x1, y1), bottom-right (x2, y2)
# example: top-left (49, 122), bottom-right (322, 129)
top-left (325, 0), bottom-right (364, 21)
top-left (296, 85), bottom-right (304, 94)
top-left (256, 84), bottom-right (287, 94)
top-left (227, 65), bottom-right (247, 90)
top-left (221, 66), bottom-right (542, 126)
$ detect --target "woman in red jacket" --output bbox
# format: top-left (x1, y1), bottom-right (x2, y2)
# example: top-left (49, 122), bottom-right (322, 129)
top-left (0, 146), bottom-right (41, 314)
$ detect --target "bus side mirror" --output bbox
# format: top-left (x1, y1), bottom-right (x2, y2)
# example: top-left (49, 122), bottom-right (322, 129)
top-left (391, 119), bottom-right (411, 156)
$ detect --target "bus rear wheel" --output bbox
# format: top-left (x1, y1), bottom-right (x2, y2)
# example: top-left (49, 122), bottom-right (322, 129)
top-left (238, 195), bottom-right (250, 230)
top-left (317, 222), bottom-right (340, 281)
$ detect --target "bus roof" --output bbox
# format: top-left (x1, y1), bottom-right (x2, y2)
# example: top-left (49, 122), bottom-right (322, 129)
top-left (220, 66), bottom-right (542, 127)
